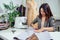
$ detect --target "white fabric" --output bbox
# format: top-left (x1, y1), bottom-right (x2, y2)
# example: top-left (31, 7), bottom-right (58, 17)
top-left (15, 27), bottom-right (51, 40)
top-left (14, 17), bottom-right (27, 28)
top-left (0, 27), bottom-right (60, 40)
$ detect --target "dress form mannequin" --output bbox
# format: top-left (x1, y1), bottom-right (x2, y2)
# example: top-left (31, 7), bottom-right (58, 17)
top-left (26, 0), bottom-right (38, 26)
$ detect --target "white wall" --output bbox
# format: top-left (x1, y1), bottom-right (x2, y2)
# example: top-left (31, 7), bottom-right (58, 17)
top-left (35, 0), bottom-right (60, 19)
top-left (43, 0), bottom-right (60, 19)
top-left (0, 0), bottom-right (60, 19)
top-left (0, 0), bottom-right (22, 16)
top-left (0, 0), bottom-right (22, 9)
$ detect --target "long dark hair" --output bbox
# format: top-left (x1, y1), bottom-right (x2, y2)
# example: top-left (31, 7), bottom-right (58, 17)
top-left (39, 3), bottom-right (53, 21)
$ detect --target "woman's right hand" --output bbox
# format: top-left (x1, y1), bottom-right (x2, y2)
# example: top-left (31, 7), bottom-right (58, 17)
top-left (31, 23), bottom-right (38, 29)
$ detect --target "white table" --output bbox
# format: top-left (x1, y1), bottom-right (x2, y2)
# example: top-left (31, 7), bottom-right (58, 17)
top-left (49, 32), bottom-right (60, 40)
top-left (0, 28), bottom-right (60, 40)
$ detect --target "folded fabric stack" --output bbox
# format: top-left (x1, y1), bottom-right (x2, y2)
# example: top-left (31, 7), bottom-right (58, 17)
top-left (0, 19), bottom-right (9, 30)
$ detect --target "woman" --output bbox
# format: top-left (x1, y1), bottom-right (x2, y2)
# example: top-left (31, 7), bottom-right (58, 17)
top-left (31, 3), bottom-right (55, 32)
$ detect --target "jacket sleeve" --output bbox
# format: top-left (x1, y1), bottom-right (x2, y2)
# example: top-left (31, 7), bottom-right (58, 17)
top-left (49, 17), bottom-right (55, 26)
top-left (49, 16), bottom-right (56, 31)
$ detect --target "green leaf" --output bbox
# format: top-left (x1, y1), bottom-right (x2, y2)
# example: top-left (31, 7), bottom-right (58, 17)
top-left (3, 4), bottom-right (11, 10)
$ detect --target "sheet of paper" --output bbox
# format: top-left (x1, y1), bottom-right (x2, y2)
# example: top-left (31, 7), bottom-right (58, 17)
top-left (0, 35), bottom-right (8, 40)
top-left (15, 27), bottom-right (51, 40)
top-left (35, 31), bottom-right (51, 40)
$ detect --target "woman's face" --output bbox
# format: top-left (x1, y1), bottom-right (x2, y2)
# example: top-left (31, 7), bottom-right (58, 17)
top-left (40, 8), bottom-right (46, 16)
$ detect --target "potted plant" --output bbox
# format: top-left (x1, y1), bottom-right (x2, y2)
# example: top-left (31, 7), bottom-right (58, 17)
top-left (3, 1), bottom-right (20, 27)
